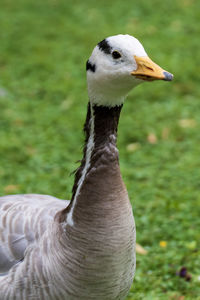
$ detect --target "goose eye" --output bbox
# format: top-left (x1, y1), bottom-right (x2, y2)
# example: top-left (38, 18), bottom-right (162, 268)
top-left (112, 51), bottom-right (121, 59)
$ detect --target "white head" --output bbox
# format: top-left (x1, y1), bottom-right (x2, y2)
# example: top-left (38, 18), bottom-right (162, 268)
top-left (86, 34), bottom-right (173, 107)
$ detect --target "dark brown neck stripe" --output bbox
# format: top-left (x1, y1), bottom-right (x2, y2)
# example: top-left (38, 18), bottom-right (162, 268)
top-left (71, 102), bottom-right (123, 201)
top-left (92, 104), bottom-right (122, 149)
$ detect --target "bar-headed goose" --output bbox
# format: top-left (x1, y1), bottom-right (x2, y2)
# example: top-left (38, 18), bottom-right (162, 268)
top-left (0, 34), bottom-right (173, 300)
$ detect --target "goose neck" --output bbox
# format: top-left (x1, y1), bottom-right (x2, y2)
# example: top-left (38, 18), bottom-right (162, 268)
top-left (62, 101), bottom-right (123, 227)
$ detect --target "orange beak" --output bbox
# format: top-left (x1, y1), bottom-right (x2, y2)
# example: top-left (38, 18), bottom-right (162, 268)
top-left (131, 56), bottom-right (173, 81)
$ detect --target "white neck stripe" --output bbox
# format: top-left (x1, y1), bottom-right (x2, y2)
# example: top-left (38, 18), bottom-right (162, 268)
top-left (66, 103), bottom-right (95, 226)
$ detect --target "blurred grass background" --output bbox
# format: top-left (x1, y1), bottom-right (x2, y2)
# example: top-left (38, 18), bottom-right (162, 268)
top-left (0, 0), bottom-right (200, 299)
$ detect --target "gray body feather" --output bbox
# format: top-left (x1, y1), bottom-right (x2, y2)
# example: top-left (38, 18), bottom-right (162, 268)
top-left (0, 194), bottom-right (67, 275)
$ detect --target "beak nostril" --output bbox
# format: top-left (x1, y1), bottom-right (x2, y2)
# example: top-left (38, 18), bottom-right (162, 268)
top-left (145, 66), bottom-right (154, 71)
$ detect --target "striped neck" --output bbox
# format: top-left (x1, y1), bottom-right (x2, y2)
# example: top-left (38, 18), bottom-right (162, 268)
top-left (64, 102), bottom-right (123, 226)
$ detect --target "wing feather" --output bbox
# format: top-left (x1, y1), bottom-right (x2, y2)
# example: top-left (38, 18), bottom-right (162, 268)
top-left (0, 194), bottom-right (68, 274)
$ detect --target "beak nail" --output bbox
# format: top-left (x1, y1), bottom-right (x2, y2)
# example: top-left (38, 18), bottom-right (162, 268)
top-left (163, 71), bottom-right (173, 81)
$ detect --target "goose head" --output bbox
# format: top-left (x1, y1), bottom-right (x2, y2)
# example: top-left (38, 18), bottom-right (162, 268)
top-left (87, 34), bottom-right (173, 107)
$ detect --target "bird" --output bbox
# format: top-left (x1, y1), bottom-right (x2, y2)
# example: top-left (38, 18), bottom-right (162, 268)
top-left (0, 34), bottom-right (173, 300)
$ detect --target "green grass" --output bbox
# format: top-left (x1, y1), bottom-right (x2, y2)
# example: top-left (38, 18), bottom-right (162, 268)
top-left (0, 0), bottom-right (200, 298)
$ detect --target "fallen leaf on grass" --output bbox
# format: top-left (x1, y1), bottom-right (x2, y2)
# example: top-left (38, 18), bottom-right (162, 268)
top-left (136, 243), bottom-right (148, 255)
top-left (162, 127), bottom-right (170, 140)
top-left (182, 0), bottom-right (195, 7)
top-left (25, 146), bottom-right (37, 156)
top-left (170, 296), bottom-right (185, 300)
top-left (13, 119), bottom-right (24, 127)
top-left (178, 119), bottom-right (197, 128)
top-left (4, 185), bottom-right (20, 193)
top-left (126, 143), bottom-right (141, 152)
top-left (60, 99), bottom-right (73, 111)
top-left (147, 133), bottom-right (157, 144)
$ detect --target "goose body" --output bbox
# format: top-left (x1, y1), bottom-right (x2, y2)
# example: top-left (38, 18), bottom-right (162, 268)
top-left (0, 34), bottom-right (172, 299)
